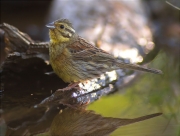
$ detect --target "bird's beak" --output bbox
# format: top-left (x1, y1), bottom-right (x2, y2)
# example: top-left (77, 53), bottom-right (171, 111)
top-left (46, 22), bottom-right (55, 29)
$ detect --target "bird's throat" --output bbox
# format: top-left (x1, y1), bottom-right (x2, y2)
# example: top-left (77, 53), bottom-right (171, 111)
top-left (49, 30), bottom-right (70, 44)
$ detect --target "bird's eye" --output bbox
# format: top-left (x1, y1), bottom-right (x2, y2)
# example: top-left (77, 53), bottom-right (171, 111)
top-left (60, 25), bottom-right (64, 29)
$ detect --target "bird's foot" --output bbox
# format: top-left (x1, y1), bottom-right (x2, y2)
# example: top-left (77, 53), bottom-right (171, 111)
top-left (58, 82), bottom-right (81, 91)
top-left (60, 98), bottom-right (90, 110)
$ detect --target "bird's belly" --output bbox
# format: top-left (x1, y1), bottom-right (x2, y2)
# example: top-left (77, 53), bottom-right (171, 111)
top-left (50, 58), bottom-right (85, 83)
top-left (51, 55), bottom-right (117, 83)
top-left (51, 59), bottom-right (108, 83)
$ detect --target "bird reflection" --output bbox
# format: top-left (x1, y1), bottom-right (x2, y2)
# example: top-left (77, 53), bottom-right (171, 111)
top-left (50, 108), bottom-right (162, 136)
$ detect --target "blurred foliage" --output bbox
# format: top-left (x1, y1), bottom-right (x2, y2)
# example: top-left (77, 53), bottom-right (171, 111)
top-left (87, 51), bottom-right (180, 136)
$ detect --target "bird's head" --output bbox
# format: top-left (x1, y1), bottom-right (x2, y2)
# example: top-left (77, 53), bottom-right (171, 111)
top-left (46, 19), bottom-right (76, 43)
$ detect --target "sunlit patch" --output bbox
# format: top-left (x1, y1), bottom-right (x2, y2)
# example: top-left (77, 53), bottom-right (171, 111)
top-left (106, 70), bottom-right (117, 81)
top-left (146, 41), bottom-right (155, 50)
top-left (59, 109), bottom-right (62, 113)
top-left (45, 60), bottom-right (50, 65)
top-left (142, 26), bottom-right (152, 37)
top-left (100, 43), bottom-right (112, 52)
top-left (72, 92), bottom-right (78, 97)
top-left (79, 71), bottom-right (117, 92)
top-left (138, 38), bottom-right (147, 46)
top-left (116, 48), bottom-right (143, 63)
top-left (94, 24), bottom-right (103, 35)
top-left (90, 93), bottom-right (97, 98)
top-left (100, 74), bottom-right (106, 80)
top-left (79, 80), bottom-right (101, 92)
top-left (136, 56), bottom-right (143, 63)
top-left (113, 49), bottom-right (120, 58)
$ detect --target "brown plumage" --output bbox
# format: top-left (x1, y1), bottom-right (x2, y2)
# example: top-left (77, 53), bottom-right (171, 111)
top-left (46, 19), bottom-right (162, 87)
top-left (50, 108), bottom-right (162, 136)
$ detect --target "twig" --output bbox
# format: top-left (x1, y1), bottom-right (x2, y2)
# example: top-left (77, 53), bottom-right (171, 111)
top-left (166, 1), bottom-right (180, 10)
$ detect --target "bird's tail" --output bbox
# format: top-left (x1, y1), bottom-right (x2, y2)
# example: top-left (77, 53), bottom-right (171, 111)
top-left (117, 61), bottom-right (163, 74)
top-left (117, 113), bottom-right (162, 127)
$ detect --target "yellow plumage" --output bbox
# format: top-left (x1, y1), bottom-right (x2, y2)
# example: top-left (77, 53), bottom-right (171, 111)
top-left (46, 19), bottom-right (162, 87)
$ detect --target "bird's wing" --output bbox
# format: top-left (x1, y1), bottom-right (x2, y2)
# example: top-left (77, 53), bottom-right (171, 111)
top-left (67, 37), bottom-right (163, 74)
top-left (67, 37), bottom-right (115, 62)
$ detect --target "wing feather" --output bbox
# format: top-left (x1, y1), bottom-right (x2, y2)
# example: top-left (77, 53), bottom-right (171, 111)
top-left (67, 37), bottom-right (115, 62)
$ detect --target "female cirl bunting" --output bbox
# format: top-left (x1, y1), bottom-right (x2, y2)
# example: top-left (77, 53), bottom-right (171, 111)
top-left (46, 19), bottom-right (162, 90)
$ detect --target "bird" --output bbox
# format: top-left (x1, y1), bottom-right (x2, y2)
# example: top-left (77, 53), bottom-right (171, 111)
top-left (46, 19), bottom-right (162, 90)
top-left (50, 108), bottom-right (162, 136)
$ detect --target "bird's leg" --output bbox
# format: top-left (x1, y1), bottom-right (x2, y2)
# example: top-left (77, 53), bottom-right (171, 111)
top-left (68, 82), bottom-right (80, 88)
top-left (58, 82), bottom-right (80, 91)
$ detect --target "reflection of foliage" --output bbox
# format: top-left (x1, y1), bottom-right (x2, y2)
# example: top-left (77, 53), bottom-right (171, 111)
top-left (88, 51), bottom-right (179, 135)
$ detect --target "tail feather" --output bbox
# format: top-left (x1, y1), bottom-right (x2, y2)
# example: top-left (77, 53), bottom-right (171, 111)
top-left (117, 61), bottom-right (163, 74)
top-left (117, 113), bottom-right (162, 126)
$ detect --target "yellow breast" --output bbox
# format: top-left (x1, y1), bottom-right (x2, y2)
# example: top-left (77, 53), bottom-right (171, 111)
top-left (50, 48), bottom-right (82, 83)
